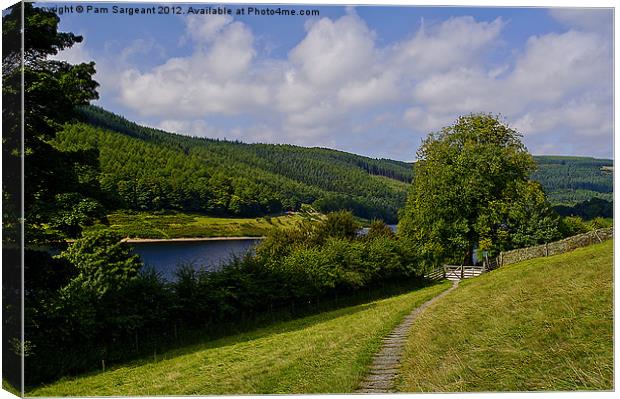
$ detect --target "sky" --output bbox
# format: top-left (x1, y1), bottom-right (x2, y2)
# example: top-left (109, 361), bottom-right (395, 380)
top-left (41, 1), bottom-right (614, 161)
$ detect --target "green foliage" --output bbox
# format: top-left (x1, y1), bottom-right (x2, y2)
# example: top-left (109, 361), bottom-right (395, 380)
top-left (316, 210), bottom-right (360, 241)
top-left (477, 181), bottom-right (561, 255)
top-left (532, 156), bottom-right (613, 205)
top-left (3, 3), bottom-right (102, 244)
top-left (365, 219), bottom-right (396, 241)
top-left (50, 105), bottom-right (415, 222)
top-left (558, 216), bottom-right (591, 237)
top-left (399, 114), bottom-right (559, 267)
top-left (24, 212), bottom-right (424, 385)
top-left (554, 197), bottom-right (613, 220)
top-left (588, 217), bottom-right (613, 230)
top-left (58, 231), bottom-right (142, 297)
top-left (50, 105), bottom-right (612, 227)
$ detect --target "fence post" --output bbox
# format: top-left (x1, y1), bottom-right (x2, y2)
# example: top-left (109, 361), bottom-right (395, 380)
top-left (443, 264), bottom-right (446, 279)
top-left (545, 242), bottom-right (549, 257)
top-left (594, 230), bottom-right (602, 243)
top-left (461, 264), bottom-right (464, 279)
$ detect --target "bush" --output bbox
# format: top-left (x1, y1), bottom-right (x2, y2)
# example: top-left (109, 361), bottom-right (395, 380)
top-left (558, 216), bottom-right (590, 237)
top-left (25, 212), bottom-right (426, 386)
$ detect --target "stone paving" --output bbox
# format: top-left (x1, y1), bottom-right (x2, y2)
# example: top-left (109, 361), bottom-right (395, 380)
top-left (356, 280), bottom-right (459, 393)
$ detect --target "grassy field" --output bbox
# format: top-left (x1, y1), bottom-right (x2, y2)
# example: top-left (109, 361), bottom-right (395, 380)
top-left (29, 282), bottom-right (451, 396)
top-left (84, 211), bottom-right (311, 239)
top-left (397, 240), bottom-right (613, 392)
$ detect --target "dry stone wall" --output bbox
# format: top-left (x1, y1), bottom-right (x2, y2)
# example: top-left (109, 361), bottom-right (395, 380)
top-left (499, 227), bottom-right (613, 266)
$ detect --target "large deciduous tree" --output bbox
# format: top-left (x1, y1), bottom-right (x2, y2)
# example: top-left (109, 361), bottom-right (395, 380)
top-left (3, 2), bottom-right (102, 243)
top-left (398, 114), bottom-right (559, 269)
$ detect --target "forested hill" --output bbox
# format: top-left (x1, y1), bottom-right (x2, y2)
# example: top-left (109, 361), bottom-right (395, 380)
top-left (532, 156), bottom-right (613, 205)
top-left (54, 106), bottom-right (414, 223)
top-left (53, 106), bottom-right (612, 223)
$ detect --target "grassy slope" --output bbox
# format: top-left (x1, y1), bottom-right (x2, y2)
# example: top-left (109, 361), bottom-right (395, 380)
top-left (85, 211), bottom-right (311, 239)
top-left (29, 282), bottom-right (451, 396)
top-left (397, 240), bottom-right (613, 392)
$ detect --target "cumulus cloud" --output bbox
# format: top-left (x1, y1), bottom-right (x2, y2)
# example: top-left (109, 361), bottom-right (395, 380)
top-left (391, 16), bottom-right (504, 75)
top-left (549, 8), bottom-right (613, 35)
top-left (289, 14), bottom-right (376, 87)
top-left (107, 9), bottom-right (612, 158)
top-left (118, 15), bottom-right (269, 118)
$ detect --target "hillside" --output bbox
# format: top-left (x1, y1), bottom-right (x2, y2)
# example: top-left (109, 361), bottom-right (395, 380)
top-left (532, 156), bottom-right (613, 205)
top-left (398, 240), bottom-right (613, 391)
top-left (52, 106), bottom-right (613, 224)
top-left (28, 240), bottom-right (612, 395)
top-left (28, 283), bottom-right (451, 395)
top-left (54, 106), bottom-right (412, 223)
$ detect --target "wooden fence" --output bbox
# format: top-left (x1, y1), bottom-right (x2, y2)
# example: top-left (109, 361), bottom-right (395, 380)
top-left (425, 264), bottom-right (484, 281)
top-left (424, 227), bottom-right (613, 281)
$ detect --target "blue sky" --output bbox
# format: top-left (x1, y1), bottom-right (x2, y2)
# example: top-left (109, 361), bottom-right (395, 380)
top-left (43, 2), bottom-right (613, 160)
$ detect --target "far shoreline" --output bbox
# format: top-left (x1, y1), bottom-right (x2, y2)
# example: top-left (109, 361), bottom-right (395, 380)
top-left (121, 236), bottom-right (266, 243)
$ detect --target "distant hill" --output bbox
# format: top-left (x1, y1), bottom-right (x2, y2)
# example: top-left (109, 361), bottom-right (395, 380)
top-left (54, 106), bottom-right (412, 223)
top-left (531, 156), bottom-right (613, 205)
top-left (52, 106), bottom-right (612, 223)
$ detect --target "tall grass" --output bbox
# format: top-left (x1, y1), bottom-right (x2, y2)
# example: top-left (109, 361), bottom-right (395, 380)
top-left (29, 282), bottom-right (451, 396)
top-left (397, 240), bottom-right (613, 392)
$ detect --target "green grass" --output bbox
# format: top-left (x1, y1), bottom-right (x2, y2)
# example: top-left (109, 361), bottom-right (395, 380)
top-left (84, 210), bottom-right (309, 239)
top-left (28, 282), bottom-right (451, 396)
top-left (3, 378), bottom-right (21, 396)
top-left (397, 240), bottom-right (613, 392)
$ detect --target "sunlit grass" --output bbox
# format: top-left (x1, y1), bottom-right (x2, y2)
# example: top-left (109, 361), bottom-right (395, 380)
top-left (397, 240), bottom-right (613, 392)
top-left (85, 210), bottom-right (308, 239)
top-left (28, 282), bottom-right (451, 396)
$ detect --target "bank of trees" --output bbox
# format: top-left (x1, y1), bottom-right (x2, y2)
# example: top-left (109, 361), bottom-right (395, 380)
top-left (24, 212), bottom-right (422, 385)
top-left (3, 3), bottom-right (102, 388)
top-left (57, 106), bottom-right (412, 223)
top-left (57, 107), bottom-right (613, 226)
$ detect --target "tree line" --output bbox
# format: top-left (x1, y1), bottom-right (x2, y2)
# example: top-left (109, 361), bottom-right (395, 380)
top-left (54, 108), bottom-right (410, 224)
top-left (63, 106), bottom-right (614, 228)
top-left (24, 213), bottom-right (423, 385)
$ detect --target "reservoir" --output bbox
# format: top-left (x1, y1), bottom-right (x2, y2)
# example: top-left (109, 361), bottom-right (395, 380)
top-left (130, 224), bottom-right (396, 281)
top-left (131, 238), bottom-right (261, 281)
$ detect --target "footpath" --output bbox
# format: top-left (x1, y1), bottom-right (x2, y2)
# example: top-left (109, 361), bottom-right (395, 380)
top-left (356, 280), bottom-right (460, 393)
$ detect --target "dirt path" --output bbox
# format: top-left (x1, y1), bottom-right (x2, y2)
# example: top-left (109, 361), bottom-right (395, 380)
top-left (356, 280), bottom-right (459, 393)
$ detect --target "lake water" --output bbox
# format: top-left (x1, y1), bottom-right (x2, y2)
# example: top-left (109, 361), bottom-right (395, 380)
top-left (131, 239), bottom-right (261, 281)
top-left (132, 225), bottom-right (397, 281)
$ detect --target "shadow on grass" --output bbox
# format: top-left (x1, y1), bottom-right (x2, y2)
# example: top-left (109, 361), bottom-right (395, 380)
top-left (31, 278), bottom-right (443, 389)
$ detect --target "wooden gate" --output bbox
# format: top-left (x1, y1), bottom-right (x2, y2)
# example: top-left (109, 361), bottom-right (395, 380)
top-left (442, 264), bottom-right (485, 280)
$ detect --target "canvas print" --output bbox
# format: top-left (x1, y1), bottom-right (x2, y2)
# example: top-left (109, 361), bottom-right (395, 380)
top-left (1, 0), bottom-right (614, 395)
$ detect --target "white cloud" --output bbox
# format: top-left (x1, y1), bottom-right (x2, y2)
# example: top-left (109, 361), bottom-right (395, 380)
top-left (513, 97), bottom-right (612, 138)
top-left (507, 30), bottom-right (611, 106)
top-left (391, 16), bottom-right (504, 75)
top-left (105, 11), bottom-right (612, 158)
top-left (289, 14), bottom-right (376, 87)
top-left (50, 38), bottom-right (92, 64)
top-left (185, 14), bottom-right (234, 43)
top-left (118, 15), bottom-right (268, 117)
top-left (549, 8), bottom-right (612, 35)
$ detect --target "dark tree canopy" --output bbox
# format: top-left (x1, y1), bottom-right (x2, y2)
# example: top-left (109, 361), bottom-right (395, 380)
top-left (2, 2), bottom-right (101, 243)
top-left (399, 114), bottom-right (560, 268)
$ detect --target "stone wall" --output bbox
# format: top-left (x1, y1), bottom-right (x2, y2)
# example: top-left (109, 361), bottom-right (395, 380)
top-left (499, 227), bottom-right (613, 267)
